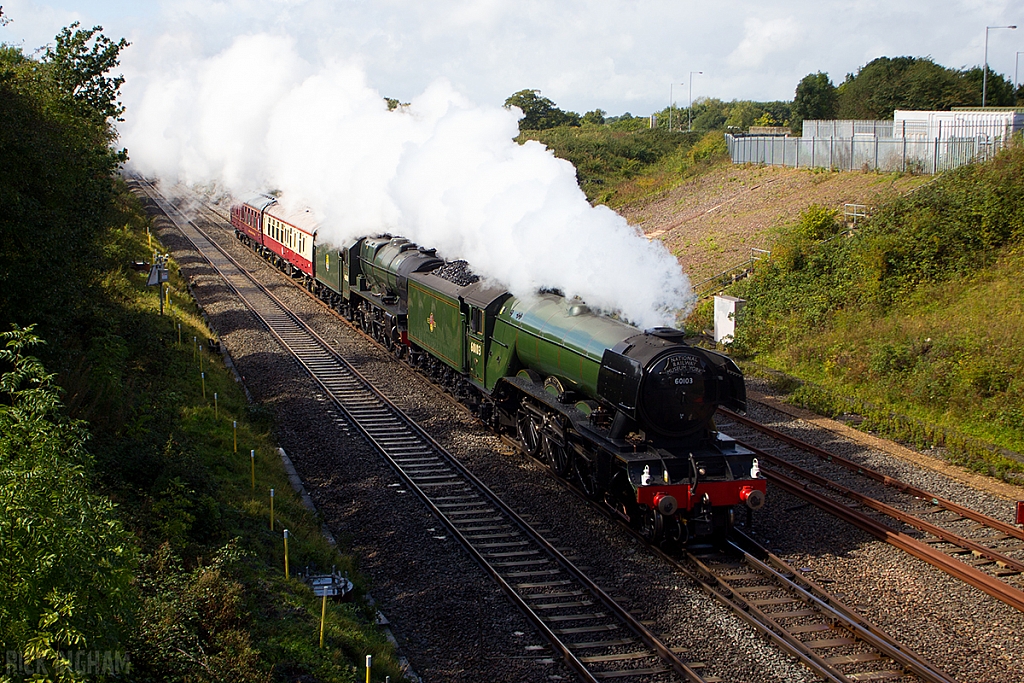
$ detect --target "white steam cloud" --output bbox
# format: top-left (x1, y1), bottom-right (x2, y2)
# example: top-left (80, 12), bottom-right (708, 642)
top-left (121, 33), bottom-right (693, 328)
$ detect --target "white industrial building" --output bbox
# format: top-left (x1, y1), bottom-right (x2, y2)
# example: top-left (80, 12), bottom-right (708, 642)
top-left (893, 108), bottom-right (1024, 140)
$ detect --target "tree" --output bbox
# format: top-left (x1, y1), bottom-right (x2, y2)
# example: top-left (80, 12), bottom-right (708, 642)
top-left (504, 89), bottom-right (581, 131)
top-left (0, 325), bottom-right (136, 679)
top-left (793, 72), bottom-right (837, 128)
top-left (583, 108), bottom-right (606, 125)
top-left (689, 97), bottom-right (727, 132)
top-left (958, 66), bottom-right (1015, 107)
top-left (44, 22), bottom-right (129, 124)
top-left (834, 56), bottom-right (1015, 119)
top-left (1, 38), bottom-right (127, 337)
top-left (724, 101), bottom-right (763, 130)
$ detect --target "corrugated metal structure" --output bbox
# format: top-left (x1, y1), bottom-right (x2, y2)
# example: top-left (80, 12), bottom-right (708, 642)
top-left (894, 108), bottom-right (1024, 140)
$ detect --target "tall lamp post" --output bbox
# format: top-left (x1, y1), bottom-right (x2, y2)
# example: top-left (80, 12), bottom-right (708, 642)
top-left (688, 70), bottom-right (703, 131)
top-left (983, 25), bottom-right (1017, 107)
top-left (1016, 51), bottom-right (1023, 92)
top-left (669, 82), bottom-right (684, 131)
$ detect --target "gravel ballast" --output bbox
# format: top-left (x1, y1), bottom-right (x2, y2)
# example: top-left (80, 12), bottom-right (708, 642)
top-left (151, 198), bottom-right (1021, 682)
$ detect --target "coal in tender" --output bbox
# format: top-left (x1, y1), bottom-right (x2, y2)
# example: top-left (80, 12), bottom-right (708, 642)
top-left (434, 260), bottom-right (480, 286)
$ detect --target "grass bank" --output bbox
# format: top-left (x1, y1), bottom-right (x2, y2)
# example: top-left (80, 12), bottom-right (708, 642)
top-left (718, 142), bottom-right (1024, 482)
top-left (520, 125), bottom-right (729, 205)
top-left (1, 183), bottom-right (406, 682)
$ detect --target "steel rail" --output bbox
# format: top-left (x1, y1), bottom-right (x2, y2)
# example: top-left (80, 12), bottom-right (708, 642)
top-left (761, 464), bottom-right (1024, 614)
top-left (726, 532), bottom-right (956, 683)
top-left (144, 180), bottom-right (952, 681)
top-left (492, 439), bottom-right (955, 683)
top-left (745, 442), bottom-right (1024, 573)
top-left (720, 407), bottom-right (1024, 542)
top-left (134, 177), bottom-right (707, 683)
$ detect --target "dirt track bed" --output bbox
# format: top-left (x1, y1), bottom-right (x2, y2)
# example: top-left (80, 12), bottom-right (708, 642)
top-left (620, 163), bottom-right (927, 282)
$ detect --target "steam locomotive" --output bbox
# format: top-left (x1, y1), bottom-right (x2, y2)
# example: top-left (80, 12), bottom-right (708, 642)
top-left (230, 194), bottom-right (765, 545)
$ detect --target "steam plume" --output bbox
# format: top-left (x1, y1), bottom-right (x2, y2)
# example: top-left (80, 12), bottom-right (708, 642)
top-left (121, 33), bottom-right (693, 328)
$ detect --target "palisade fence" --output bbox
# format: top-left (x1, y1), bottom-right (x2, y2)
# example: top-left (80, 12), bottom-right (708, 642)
top-left (726, 120), bottom-right (1016, 174)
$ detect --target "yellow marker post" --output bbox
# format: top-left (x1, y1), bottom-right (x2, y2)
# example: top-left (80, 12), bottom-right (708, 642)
top-left (233, 421), bottom-right (237, 453)
top-left (283, 529), bottom-right (290, 579)
top-left (178, 323), bottom-right (182, 346)
top-left (250, 450), bottom-right (255, 490)
top-left (319, 592), bottom-right (327, 648)
top-left (199, 345), bottom-right (203, 372)
top-left (201, 371), bottom-right (206, 399)
top-left (214, 392), bottom-right (218, 418)
top-left (270, 488), bottom-right (275, 530)
top-left (365, 655), bottom-right (372, 683)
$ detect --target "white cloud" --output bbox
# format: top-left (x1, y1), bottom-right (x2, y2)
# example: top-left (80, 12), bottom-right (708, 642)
top-left (726, 17), bottom-right (802, 70)
top-left (3, 0), bottom-right (1021, 114)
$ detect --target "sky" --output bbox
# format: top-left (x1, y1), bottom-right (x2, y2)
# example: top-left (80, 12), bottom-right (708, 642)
top-left (1, 0), bottom-right (1021, 117)
top-left (1, 0), bottom-right (1020, 327)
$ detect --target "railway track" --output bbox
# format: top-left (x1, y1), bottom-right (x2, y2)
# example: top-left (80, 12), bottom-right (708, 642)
top-left (136, 179), bottom-right (964, 682)
top-left (686, 533), bottom-right (954, 683)
top-left (131, 177), bottom-right (714, 683)
top-left (526, 448), bottom-right (959, 683)
top-left (716, 408), bottom-right (1024, 614)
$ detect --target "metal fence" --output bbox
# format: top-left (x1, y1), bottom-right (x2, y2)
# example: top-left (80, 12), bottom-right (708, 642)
top-left (726, 130), bottom-right (1012, 174)
top-left (693, 248), bottom-right (770, 300)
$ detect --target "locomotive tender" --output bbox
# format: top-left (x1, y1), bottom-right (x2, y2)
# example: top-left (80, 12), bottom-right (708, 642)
top-left (231, 194), bottom-right (766, 545)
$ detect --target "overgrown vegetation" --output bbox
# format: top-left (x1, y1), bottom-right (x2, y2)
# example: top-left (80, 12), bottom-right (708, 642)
top-left (792, 56), bottom-right (1021, 129)
top-left (727, 142), bottom-right (1024, 480)
top-left (520, 126), bottom-right (730, 204)
top-left (1, 20), bottom-right (404, 682)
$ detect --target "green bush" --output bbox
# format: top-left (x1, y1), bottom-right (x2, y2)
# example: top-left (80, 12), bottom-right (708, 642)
top-left (520, 125), bottom-right (701, 200)
top-left (730, 142), bottom-right (1024, 464)
top-left (0, 326), bottom-right (137, 680)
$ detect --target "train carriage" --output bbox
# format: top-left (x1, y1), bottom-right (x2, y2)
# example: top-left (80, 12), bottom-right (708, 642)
top-left (263, 204), bottom-right (317, 279)
top-left (230, 193), bottom-right (275, 246)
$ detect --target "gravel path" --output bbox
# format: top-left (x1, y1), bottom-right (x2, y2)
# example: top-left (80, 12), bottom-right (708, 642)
top-left (619, 163), bottom-right (927, 282)
top-left (739, 378), bottom-right (1024, 683)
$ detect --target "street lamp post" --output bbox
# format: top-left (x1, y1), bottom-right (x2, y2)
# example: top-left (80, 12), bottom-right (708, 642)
top-left (669, 82), bottom-right (684, 131)
top-left (1016, 51), bottom-right (1023, 91)
top-left (983, 25), bottom-right (1017, 107)
top-left (688, 71), bottom-right (703, 131)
